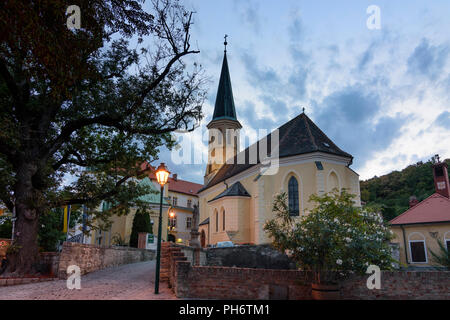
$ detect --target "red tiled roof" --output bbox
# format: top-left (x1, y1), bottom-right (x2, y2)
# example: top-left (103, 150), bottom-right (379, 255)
top-left (167, 178), bottom-right (203, 196)
top-left (389, 193), bottom-right (450, 225)
top-left (139, 161), bottom-right (203, 196)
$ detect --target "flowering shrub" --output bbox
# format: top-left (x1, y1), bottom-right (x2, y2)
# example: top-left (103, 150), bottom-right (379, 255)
top-left (264, 189), bottom-right (395, 284)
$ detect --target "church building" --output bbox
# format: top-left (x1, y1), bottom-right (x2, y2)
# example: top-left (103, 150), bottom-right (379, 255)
top-left (197, 42), bottom-right (361, 247)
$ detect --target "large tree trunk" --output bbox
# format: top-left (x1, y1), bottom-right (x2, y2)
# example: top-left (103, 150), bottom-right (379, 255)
top-left (4, 163), bottom-right (41, 276)
top-left (6, 205), bottom-right (40, 275)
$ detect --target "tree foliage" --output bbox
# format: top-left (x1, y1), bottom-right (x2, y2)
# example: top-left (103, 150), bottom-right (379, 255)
top-left (429, 239), bottom-right (450, 269)
top-left (129, 209), bottom-right (152, 247)
top-left (0, 216), bottom-right (12, 239)
top-left (264, 190), bottom-right (395, 284)
top-left (360, 157), bottom-right (450, 220)
top-left (0, 0), bottom-right (206, 274)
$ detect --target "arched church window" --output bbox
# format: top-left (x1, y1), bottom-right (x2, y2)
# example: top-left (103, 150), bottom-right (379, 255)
top-left (215, 210), bottom-right (219, 232)
top-left (328, 171), bottom-right (339, 192)
top-left (288, 176), bottom-right (299, 216)
top-left (222, 209), bottom-right (226, 231)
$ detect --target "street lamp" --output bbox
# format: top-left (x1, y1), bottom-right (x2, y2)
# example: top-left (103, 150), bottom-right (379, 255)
top-left (154, 162), bottom-right (170, 294)
top-left (168, 210), bottom-right (176, 241)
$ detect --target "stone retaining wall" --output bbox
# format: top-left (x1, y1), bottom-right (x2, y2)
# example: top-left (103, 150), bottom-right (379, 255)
top-left (206, 245), bottom-right (295, 269)
top-left (58, 242), bottom-right (155, 279)
top-left (168, 255), bottom-right (449, 300)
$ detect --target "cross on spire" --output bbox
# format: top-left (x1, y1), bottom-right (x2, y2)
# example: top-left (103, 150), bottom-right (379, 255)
top-left (224, 34), bottom-right (228, 52)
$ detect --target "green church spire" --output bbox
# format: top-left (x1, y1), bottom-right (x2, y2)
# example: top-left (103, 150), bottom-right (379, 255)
top-left (211, 36), bottom-right (238, 122)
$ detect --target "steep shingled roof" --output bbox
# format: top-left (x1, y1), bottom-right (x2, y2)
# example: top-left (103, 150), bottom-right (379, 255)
top-left (209, 181), bottom-right (251, 202)
top-left (199, 112), bottom-right (353, 193)
top-left (211, 52), bottom-right (238, 122)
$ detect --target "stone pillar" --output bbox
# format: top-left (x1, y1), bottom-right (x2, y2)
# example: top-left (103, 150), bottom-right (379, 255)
top-left (189, 204), bottom-right (201, 265)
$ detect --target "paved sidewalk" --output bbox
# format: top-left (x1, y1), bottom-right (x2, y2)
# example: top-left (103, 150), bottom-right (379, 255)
top-left (0, 260), bottom-right (177, 300)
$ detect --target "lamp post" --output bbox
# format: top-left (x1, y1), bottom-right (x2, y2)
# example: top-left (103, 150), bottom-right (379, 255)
top-left (154, 162), bottom-right (170, 294)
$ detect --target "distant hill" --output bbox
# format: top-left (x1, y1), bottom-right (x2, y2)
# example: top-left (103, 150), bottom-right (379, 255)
top-left (360, 157), bottom-right (450, 221)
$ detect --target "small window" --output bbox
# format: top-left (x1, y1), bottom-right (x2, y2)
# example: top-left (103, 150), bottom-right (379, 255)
top-left (187, 199), bottom-right (192, 208)
top-left (410, 241), bottom-right (427, 263)
top-left (186, 217), bottom-right (192, 229)
top-left (315, 161), bottom-right (323, 170)
top-left (172, 197), bottom-right (178, 206)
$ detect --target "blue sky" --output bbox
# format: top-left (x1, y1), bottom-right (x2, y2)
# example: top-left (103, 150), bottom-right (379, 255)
top-left (155, 0), bottom-right (450, 184)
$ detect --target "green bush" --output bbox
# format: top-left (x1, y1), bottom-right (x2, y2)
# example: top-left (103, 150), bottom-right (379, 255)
top-left (129, 209), bottom-right (152, 248)
top-left (264, 189), bottom-right (396, 284)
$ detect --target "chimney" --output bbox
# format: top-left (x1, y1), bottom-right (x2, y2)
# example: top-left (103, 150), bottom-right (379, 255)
top-left (433, 157), bottom-right (450, 198)
top-left (409, 196), bottom-right (419, 208)
top-left (173, 173), bottom-right (178, 181)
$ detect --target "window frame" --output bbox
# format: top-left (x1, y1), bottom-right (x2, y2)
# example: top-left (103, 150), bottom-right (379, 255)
top-left (408, 236), bottom-right (428, 264)
top-left (288, 176), bottom-right (299, 216)
top-left (444, 231), bottom-right (450, 251)
top-left (222, 209), bottom-right (226, 231)
top-left (215, 210), bottom-right (218, 232)
top-left (186, 217), bottom-right (192, 229)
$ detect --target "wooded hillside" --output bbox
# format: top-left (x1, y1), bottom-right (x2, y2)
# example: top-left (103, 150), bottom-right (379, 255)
top-left (360, 157), bottom-right (450, 221)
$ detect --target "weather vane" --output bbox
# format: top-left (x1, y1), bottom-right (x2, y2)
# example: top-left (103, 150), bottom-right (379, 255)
top-left (224, 34), bottom-right (228, 52)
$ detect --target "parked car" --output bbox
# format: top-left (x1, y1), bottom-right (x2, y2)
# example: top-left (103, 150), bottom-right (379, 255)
top-left (216, 241), bottom-right (234, 248)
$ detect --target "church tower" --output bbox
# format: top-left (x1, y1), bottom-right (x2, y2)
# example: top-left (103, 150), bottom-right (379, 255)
top-left (205, 36), bottom-right (242, 184)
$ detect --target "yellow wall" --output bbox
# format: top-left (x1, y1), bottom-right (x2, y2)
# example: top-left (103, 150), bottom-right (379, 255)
top-left (90, 206), bottom-right (169, 246)
top-left (199, 154), bottom-right (360, 246)
top-left (391, 224), bottom-right (450, 267)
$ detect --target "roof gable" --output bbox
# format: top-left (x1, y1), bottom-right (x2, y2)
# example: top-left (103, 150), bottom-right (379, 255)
top-left (209, 181), bottom-right (251, 202)
top-left (389, 193), bottom-right (450, 225)
top-left (168, 178), bottom-right (203, 196)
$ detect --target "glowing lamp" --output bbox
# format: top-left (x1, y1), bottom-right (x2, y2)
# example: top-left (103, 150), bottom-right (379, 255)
top-left (155, 163), bottom-right (170, 186)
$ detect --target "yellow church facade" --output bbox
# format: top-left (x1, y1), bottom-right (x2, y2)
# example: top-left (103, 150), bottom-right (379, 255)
top-left (199, 152), bottom-right (360, 246)
top-left (197, 45), bottom-right (360, 247)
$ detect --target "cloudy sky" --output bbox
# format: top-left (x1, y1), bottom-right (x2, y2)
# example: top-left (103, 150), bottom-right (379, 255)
top-left (156, 0), bottom-right (450, 184)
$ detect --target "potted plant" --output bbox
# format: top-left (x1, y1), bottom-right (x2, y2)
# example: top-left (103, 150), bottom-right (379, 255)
top-left (264, 189), bottom-right (395, 300)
